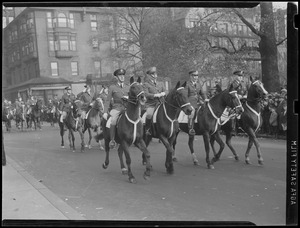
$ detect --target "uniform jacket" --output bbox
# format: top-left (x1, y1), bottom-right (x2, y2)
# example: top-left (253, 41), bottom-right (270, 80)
top-left (104, 83), bottom-right (130, 113)
top-left (186, 80), bottom-right (207, 107)
top-left (78, 92), bottom-right (93, 111)
top-left (15, 100), bottom-right (25, 110)
top-left (60, 93), bottom-right (76, 111)
top-left (143, 76), bottom-right (168, 108)
top-left (27, 99), bottom-right (36, 107)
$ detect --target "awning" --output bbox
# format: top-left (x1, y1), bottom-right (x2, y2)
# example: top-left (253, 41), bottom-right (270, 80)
top-left (31, 86), bottom-right (66, 90)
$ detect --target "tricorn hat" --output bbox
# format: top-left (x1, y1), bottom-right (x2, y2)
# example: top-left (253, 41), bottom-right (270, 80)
top-left (146, 67), bottom-right (157, 75)
top-left (113, 68), bottom-right (126, 76)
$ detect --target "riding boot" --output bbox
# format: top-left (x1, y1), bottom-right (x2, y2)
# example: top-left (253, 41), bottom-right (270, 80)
top-left (109, 124), bottom-right (117, 149)
top-left (145, 118), bottom-right (152, 136)
top-left (188, 118), bottom-right (195, 136)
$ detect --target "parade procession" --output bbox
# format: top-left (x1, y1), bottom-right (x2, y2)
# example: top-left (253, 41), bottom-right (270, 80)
top-left (2, 3), bottom-right (297, 226)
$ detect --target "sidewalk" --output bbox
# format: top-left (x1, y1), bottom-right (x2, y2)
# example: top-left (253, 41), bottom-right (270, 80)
top-left (2, 156), bottom-right (86, 222)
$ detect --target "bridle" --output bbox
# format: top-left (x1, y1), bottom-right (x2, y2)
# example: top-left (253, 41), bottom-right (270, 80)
top-left (247, 80), bottom-right (266, 103)
top-left (127, 82), bottom-right (145, 105)
top-left (164, 87), bottom-right (191, 110)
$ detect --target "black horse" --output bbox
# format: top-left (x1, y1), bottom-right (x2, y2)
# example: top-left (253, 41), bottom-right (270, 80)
top-left (2, 106), bottom-right (14, 132)
top-left (142, 81), bottom-right (193, 174)
top-left (210, 76), bottom-right (268, 165)
top-left (173, 83), bottom-right (244, 169)
top-left (29, 99), bottom-right (43, 130)
top-left (96, 76), bottom-right (151, 183)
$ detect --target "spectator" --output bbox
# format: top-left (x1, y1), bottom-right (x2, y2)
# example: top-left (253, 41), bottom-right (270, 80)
top-left (269, 104), bottom-right (278, 138)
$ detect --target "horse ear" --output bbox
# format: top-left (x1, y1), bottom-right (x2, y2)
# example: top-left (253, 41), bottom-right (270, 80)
top-left (137, 76), bottom-right (141, 84)
top-left (181, 81), bottom-right (187, 88)
top-left (250, 76), bottom-right (254, 83)
top-left (130, 76), bottom-right (134, 85)
top-left (175, 81), bottom-right (180, 89)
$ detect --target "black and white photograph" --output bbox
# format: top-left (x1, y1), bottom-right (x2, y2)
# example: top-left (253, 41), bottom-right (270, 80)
top-left (2, 2), bottom-right (298, 226)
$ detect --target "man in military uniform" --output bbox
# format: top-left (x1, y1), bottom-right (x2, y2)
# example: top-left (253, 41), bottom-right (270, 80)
top-left (103, 68), bottom-right (130, 149)
top-left (26, 95), bottom-right (36, 115)
top-left (232, 70), bottom-right (248, 98)
top-left (77, 84), bottom-right (93, 120)
top-left (59, 86), bottom-right (76, 124)
top-left (186, 70), bottom-right (208, 136)
top-left (143, 66), bottom-right (168, 136)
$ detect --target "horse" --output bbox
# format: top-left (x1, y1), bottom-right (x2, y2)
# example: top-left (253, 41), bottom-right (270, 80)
top-left (96, 76), bottom-right (151, 183)
top-left (2, 106), bottom-right (14, 132)
top-left (14, 104), bottom-right (26, 131)
top-left (210, 76), bottom-right (268, 165)
top-left (142, 81), bottom-right (193, 174)
top-left (58, 101), bottom-right (85, 153)
top-left (29, 99), bottom-right (43, 130)
top-left (173, 83), bottom-right (244, 169)
top-left (82, 97), bottom-right (104, 150)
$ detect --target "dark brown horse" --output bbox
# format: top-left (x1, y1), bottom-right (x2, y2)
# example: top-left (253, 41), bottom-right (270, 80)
top-left (143, 81), bottom-right (193, 174)
top-left (14, 104), bottom-right (26, 131)
top-left (58, 101), bottom-right (85, 153)
top-left (83, 97), bottom-right (104, 150)
top-left (173, 83), bottom-right (244, 169)
top-left (2, 106), bottom-right (14, 132)
top-left (96, 76), bottom-right (151, 183)
top-left (210, 76), bottom-right (268, 165)
top-left (29, 99), bottom-right (43, 130)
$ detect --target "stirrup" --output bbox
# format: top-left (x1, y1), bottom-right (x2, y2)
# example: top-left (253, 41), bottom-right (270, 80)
top-left (109, 140), bottom-right (116, 149)
top-left (188, 128), bottom-right (196, 136)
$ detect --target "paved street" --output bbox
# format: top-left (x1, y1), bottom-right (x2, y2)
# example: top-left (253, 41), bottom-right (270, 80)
top-left (2, 123), bottom-right (287, 225)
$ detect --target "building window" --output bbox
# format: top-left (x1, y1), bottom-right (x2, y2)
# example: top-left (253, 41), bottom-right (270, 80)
top-left (35, 63), bottom-right (39, 77)
top-left (90, 14), bottom-right (97, 31)
top-left (94, 61), bottom-right (101, 75)
top-left (71, 61), bottom-right (78, 75)
top-left (59, 35), bottom-right (69, 51)
top-left (29, 37), bottom-right (34, 52)
top-left (57, 13), bottom-right (67, 27)
top-left (48, 35), bottom-right (54, 51)
top-left (46, 12), bottom-right (53, 28)
top-left (27, 13), bottom-right (34, 29)
top-left (51, 62), bottom-right (58, 76)
top-left (69, 13), bottom-right (74, 28)
top-left (8, 17), bottom-right (14, 23)
top-left (70, 36), bottom-right (76, 51)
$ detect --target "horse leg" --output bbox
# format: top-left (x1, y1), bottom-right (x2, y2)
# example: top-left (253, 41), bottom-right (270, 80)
top-left (79, 129), bottom-right (85, 153)
top-left (171, 131), bottom-right (179, 162)
top-left (87, 128), bottom-right (92, 149)
top-left (203, 133), bottom-right (214, 169)
top-left (245, 137), bottom-right (254, 165)
top-left (211, 131), bottom-right (225, 164)
top-left (225, 131), bottom-right (239, 161)
top-left (121, 142), bottom-right (136, 183)
top-left (117, 144), bottom-right (127, 175)
top-left (102, 138), bottom-right (110, 169)
top-left (188, 135), bottom-right (200, 166)
top-left (135, 140), bottom-right (151, 180)
top-left (60, 123), bottom-right (65, 148)
top-left (246, 128), bottom-right (263, 165)
top-left (159, 135), bottom-right (175, 174)
top-left (210, 134), bottom-right (218, 157)
top-left (68, 130), bottom-right (75, 152)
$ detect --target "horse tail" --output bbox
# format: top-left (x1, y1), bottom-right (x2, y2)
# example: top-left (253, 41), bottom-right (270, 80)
top-left (94, 132), bottom-right (104, 142)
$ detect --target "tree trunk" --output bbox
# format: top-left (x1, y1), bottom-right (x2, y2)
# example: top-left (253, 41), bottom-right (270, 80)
top-left (259, 2), bottom-right (281, 92)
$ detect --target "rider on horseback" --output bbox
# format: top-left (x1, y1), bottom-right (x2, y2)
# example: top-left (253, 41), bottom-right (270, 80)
top-left (102, 68), bottom-right (130, 149)
top-left (26, 95), bottom-right (36, 115)
top-left (186, 70), bottom-right (208, 136)
top-left (143, 66), bottom-right (168, 136)
top-left (59, 86), bottom-right (76, 126)
top-left (77, 84), bottom-right (93, 121)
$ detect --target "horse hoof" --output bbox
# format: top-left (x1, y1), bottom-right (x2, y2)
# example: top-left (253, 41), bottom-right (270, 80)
top-left (121, 169), bottom-right (128, 175)
top-left (85, 144), bottom-right (88, 148)
top-left (258, 160), bottom-right (264, 166)
top-left (166, 167), bottom-right (174, 174)
top-left (193, 161), bottom-right (200, 166)
top-left (99, 146), bottom-right (104, 151)
top-left (172, 157), bottom-right (178, 162)
top-left (102, 163), bottom-right (108, 169)
top-left (143, 174), bottom-right (150, 181)
top-left (235, 156), bottom-right (239, 161)
top-left (129, 177), bottom-right (137, 184)
top-left (208, 164), bottom-right (215, 169)
top-left (88, 145), bottom-right (92, 150)
top-left (245, 160), bottom-right (251, 165)
top-left (61, 146), bottom-right (65, 149)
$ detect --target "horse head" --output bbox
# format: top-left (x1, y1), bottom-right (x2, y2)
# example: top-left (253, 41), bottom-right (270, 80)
top-left (36, 99), bottom-right (43, 110)
top-left (128, 76), bottom-right (147, 106)
top-left (223, 83), bottom-right (244, 116)
top-left (167, 81), bottom-right (193, 115)
top-left (248, 76), bottom-right (268, 102)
